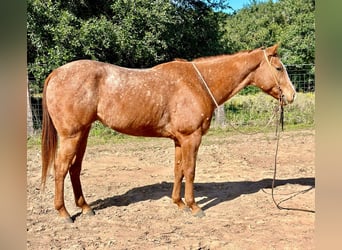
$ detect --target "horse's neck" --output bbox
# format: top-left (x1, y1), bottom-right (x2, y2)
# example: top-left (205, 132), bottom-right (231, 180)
top-left (195, 50), bottom-right (261, 105)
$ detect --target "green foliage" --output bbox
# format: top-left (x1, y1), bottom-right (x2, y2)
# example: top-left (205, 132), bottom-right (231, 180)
top-left (238, 85), bottom-right (261, 95)
top-left (224, 92), bottom-right (314, 130)
top-left (28, 0), bottom-right (314, 93)
top-left (27, 0), bottom-right (120, 87)
top-left (164, 1), bottom-right (226, 60)
top-left (88, 121), bottom-right (149, 145)
top-left (27, 0), bottom-right (228, 91)
top-left (282, 92), bottom-right (315, 126)
top-left (221, 0), bottom-right (315, 67)
top-left (89, 121), bottom-right (121, 139)
top-left (110, 0), bottom-right (173, 67)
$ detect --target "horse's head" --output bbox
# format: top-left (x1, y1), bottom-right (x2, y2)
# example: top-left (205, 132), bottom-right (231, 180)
top-left (252, 44), bottom-right (296, 105)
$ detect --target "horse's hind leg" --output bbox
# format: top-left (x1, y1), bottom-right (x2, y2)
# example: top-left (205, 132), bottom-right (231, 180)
top-left (69, 127), bottom-right (94, 216)
top-left (54, 134), bottom-right (83, 222)
top-left (172, 141), bottom-right (186, 210)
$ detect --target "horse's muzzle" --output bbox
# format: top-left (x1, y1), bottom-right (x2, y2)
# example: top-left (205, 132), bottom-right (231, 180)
top-left (282, 92), bottom-right (296, 105)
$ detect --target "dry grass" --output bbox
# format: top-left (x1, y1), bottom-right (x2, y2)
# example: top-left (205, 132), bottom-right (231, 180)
top-left (224, 92), bottom-right (314, 130)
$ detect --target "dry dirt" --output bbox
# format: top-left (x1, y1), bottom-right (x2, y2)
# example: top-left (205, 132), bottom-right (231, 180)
top-left (27, 129), bottom-right (315, 249)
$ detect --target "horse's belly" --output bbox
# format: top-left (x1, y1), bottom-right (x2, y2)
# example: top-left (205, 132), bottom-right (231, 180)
top-left (97, 103), bottom-right (170, 137)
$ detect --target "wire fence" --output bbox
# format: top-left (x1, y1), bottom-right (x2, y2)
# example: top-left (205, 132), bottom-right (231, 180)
top-left (286, 64), bottom-right (314, 92)
top-left (27, 64), bottom-right (315, 134)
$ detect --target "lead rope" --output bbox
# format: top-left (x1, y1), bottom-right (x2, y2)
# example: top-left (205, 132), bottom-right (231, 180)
top-left (264, 51), bottom-right (315, 213)
top-left (270, 102), bottom-right (315, 213)
top-left (191, 62), bottom-right (220, 109)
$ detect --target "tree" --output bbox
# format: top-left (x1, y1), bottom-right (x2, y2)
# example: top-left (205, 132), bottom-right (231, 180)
top-left (164, 1), bottom-right (227, 60)
top-left (110, 0), bottom-right (174, 67)
top-left (221, 0), bottom-right (315, 66)
top-left (27, 0), bottom-right (119, 89)
top-left (27, 0), bottom-right (229, 91)
top-left (28, 0), bottom-right (315, 90)
top-left (276, 0), bottom-right (315, 65)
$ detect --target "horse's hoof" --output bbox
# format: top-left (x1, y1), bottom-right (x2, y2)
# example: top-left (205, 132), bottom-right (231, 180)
top-left (193, 209), bottom-right (205, 218)
top-left (60, 216), bottom-right (74, 223)
top-left (83, 209), bottom-right (95, 216)
top-left (182, 206), bottom-right (191, 213)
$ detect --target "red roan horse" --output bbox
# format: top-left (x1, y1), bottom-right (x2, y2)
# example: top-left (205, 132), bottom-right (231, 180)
top-left (41, 44), bottom-right (296, 222)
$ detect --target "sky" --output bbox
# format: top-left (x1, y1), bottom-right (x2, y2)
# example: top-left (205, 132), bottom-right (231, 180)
top-left (226, 0), bottom-right (276, 13)
top-left (228, 0), bottom-right (252, 12)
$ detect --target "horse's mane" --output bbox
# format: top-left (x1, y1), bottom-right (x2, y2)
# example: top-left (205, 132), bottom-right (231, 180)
top-left (173, 58), bottom-right (188, 62)
top-left (192, 48), bottom-right (261, 62)
top-left (171, 47), bottom-right (263, 63)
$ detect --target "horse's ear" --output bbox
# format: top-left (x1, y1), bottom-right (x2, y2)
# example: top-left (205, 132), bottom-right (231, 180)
top-left (266, 44), bottom-right (279, 56)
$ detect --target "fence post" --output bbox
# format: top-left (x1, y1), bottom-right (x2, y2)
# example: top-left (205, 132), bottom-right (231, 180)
top-left (27, 76), bottom-right (34, 137)
top-left (214, 104), bottom-right (226, 128)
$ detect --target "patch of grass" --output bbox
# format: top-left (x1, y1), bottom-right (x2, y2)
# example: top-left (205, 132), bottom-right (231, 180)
top-left (27, 134), bottom-right (41, 149)
top-left (221, 92), bottom-right (314, 131)
top-left (87, 121), bottom-right (152, 146)
top-left (89, 121), bottom-right (128, 142)
top-left (283, 92), bottom-right (315, 126)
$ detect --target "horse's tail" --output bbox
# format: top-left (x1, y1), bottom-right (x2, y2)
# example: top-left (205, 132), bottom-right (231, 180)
top-left (41, 72), bottom-right (57, 190)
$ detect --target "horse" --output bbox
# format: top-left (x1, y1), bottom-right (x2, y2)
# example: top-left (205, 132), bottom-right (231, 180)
top-left (41, 44), bottom-right (296, 222)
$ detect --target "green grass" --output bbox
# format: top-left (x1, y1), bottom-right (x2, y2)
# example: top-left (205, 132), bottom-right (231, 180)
top-left (87, 121), bottom-right (154, 146)
top-left (220, 92), bottom-right (314, 132)
top-left (27, 134), bottom-right (41, 149)
top-left (27, 92), bottom-right (314, 147)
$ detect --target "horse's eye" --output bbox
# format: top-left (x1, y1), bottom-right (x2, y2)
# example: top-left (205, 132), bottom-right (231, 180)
top-left (276, 66), bottom-right (283, 71)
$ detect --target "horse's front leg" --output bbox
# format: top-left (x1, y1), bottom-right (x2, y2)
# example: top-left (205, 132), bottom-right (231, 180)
top-left (180, 130), bottom-right (205, 217)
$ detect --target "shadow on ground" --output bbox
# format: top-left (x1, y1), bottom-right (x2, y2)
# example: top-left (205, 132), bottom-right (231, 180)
top-left (89, 177), bottom-right (314, 213)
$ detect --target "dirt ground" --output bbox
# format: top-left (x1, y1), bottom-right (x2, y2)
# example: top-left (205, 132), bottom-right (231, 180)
top-left (27, 129), bottom-right (315, 249)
